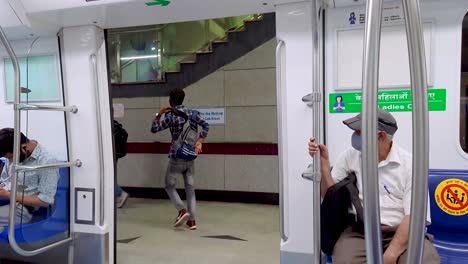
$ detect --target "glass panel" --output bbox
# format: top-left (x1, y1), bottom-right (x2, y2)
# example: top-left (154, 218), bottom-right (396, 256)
top-left (107, 14), bottom-right (263, 84)
top-left (4, 54), bottom-right (61, 103)
top-left (0, 37), bottom-right (70, 253)
top-left (461, 13), bottom-right (468, 152)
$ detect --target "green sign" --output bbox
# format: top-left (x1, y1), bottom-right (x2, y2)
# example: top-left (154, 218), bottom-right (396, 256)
top-left (145, 0), bottom-right (171, 6)
top-left (329, 88), bottom-right (446, 114)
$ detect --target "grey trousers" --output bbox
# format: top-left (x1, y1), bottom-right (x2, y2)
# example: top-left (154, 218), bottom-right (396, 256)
top-left (332, 226), bottom-right (440, 264)
top-left (0, 203), bottom-right (32, 226)
top-left (165, 158), bottom-right (196, 221)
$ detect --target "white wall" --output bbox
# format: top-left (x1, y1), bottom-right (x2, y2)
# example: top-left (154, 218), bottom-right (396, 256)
top-left (276, 0), bottom-right (315, 259)
top-left (325, 0), bottom-right (468, 171)
top-left (0, 37), bottom-right (67, 160)
top-left (60, 25), bottom-right (115, 263)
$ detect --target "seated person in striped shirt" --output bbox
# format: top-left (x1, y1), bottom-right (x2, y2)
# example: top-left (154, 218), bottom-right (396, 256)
top-left (0, 128), bottom-right (59, 225)
top-left (151, 89), bottom-right (210, 230)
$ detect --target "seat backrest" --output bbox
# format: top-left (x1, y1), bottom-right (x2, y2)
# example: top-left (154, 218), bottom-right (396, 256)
top-left (51, 167), bottom-right (70, 219)
top-left (427, 170), bottom-right (468, 243)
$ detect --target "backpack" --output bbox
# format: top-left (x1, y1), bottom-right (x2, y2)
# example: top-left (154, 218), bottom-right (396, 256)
top-left (170, 109), bottom-right (199, 161)
top-left (113, 120), bottom-right (128, 160)
top-left (320, 172), bottom-right (364, 256)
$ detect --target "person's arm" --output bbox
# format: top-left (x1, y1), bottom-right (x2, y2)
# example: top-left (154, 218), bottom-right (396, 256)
top-left (0, 188), bottom-right (49, 207)
top-left (308, 138), bottom-right (338, 197)
top-left (195, 112), bottom-right (210, 154)
top-left (309, 138), bottom-right (350, 197)
top-left (383, 162), bottom-right (425, 263)
top-left (384, 215), bottom-right (410, 264)
top-left (151, 107), bottom-right (173, 133)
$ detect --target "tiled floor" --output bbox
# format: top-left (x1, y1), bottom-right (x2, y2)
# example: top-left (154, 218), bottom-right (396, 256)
top-left (116, 198), bottom-right (280, 264)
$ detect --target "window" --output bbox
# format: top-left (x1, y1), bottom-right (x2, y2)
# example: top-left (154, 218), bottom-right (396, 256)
top-left (4, 54), bottom-right (61, 103)
top-left (460, 13), bottom-right (468, 152)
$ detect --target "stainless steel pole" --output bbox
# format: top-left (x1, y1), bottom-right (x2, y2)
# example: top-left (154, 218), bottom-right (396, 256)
top-left (361, 0), bottom-right (384, 263)
top-left (402, 0), bottom-right (430, 263)
top-left (276, 39), bottom-right (288, 242)
top-left (311, 1), bottom-right (322, 263)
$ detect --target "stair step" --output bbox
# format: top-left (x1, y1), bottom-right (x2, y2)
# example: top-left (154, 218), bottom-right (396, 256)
top-left (212, 40), bottom-right (228, 44)
top-left (244, 18), bottom-right (263, 23)
top-left (114, 80), bottom-right (166, 85)
top-left (196, 50), bottom-right (213, 55)
top-left (112, 13), bottom-right (276, 98)
top-left (180, 61), bottom-right (196, 64)
top-left (227, 28), bottom-right (247, 33)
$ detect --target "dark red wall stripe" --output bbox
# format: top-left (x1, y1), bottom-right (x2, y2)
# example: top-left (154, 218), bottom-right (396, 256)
top-left (127, 142), bottom-right (278, 156)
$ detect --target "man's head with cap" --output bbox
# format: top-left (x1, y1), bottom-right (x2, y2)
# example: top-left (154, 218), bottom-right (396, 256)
top-left (342, 109), bottom-right (398, 159)
top-left (343, 108), bottom-right (398, 136)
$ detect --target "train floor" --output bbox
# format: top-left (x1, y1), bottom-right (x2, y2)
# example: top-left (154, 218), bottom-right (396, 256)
top-left (116, 198), bottom-right (279, 264)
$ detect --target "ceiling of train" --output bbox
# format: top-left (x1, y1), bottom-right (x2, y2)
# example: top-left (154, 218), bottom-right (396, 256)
top-left (3, 0), bottom-right (437, 40)
top-left (2, 0), bottom-right (277, 40)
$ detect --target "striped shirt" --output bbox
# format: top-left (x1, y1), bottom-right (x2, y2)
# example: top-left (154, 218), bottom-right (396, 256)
top-left (151, 105), bottom-right (210, 157)
top-left (0, 144), bottom-right (59, 205)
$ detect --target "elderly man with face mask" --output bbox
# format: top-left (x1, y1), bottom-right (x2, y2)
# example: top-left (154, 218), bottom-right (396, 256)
top-left (308, 109), bottom-right (440, 264)
top-left (0, 128), bottom-right (59, 226)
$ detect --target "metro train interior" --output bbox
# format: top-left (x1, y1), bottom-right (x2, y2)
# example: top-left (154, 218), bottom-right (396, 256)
top-left (0, 0), bottom-right (466, 263)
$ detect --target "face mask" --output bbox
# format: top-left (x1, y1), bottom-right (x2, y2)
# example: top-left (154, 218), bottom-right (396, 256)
top-left (351, 132), bottom-right (362, 151)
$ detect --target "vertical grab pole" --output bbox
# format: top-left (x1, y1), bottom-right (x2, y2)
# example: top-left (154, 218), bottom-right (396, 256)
top-left (361, 0), bottom-right (384, 263)
top-left (311, 0), bottom-right (321, 262)
top-left (0, 25), bottom-right (23, 240)
top-left (91, 54), bottom-right (105, 227)
top-left (276, 39), bottom-right (288, 242)
top-left (402, 0), bottom-right (430, 263)
top-left (302, 1), bottom-right (323, 261)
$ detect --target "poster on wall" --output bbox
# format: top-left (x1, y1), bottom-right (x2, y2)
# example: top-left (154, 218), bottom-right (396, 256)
top-left (193, 107), bottom-right (225, 126)
top-left (113, 103), bottom-right (125, 118)
top-left (347, 3), bottom-right (404, 26)
top-left (329, 88), bottom-right (446, 114)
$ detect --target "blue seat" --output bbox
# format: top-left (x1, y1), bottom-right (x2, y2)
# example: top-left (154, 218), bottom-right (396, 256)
top-left (427, 170), bottom-right (468, 263)
top-left (0, 167), bottom-right (69, 244)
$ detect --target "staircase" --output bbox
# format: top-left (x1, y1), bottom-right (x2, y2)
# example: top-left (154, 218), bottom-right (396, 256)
top-left (111, 13), bottom-right (276, 98)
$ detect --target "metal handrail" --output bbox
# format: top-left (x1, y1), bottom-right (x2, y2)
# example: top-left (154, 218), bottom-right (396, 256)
top-left (16, 160), bottom-right (82, 172)
top-left (361, 0), bottom-right (384, 263)
top-left (300, 3), bottom-right (323, 261)
top-left (16, 103), bottom-right (78, 113)
top-left (403, 0), bottom-right (430, 263)
top-left (90, 54), bottom-right (105, 227)
top-left (276, 39), bottom-right (288, 242)
top-left (310, 0), bottom-right (322, 262)
top-left (0, 26), bottom-right (78, 257)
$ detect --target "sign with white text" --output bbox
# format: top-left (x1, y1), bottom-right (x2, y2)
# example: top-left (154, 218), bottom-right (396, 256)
top-left (193, 107), bottom-right (225, 126)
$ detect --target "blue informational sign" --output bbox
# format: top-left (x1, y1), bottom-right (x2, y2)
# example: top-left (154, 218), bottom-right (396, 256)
top-left (193, 107), bottom-right (225, 126)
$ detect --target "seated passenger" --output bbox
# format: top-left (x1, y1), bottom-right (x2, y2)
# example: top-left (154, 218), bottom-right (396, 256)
top-left (308, 109), bottom-right (440, 264)
top-left (0, 128), bottom-right (59, 226)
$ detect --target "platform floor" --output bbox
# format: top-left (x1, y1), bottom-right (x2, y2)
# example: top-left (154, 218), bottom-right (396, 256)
top-left (116, 198), bottom-right (279, 264)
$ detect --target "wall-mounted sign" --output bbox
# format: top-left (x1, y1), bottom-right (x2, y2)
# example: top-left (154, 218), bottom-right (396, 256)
top-left (145, 0), bottom-right (171, 6)
top-left (193, 107), bottom-right (225, 126)
top-left (329, 88), bottom-right (446, 114)
top-left (435, 178), bottom-right (468, 216)
top-left (348, 4), bottom-right (404, 26)
top-left (113, 103), bottom-right (125, 118)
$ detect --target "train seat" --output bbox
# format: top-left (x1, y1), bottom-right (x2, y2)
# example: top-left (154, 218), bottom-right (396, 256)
top-left (326, 169), bottom-right (468, 263)
top-left (427, 170), bottom-right (468, 263)
top-left (0, 167), bottom-right (70, 244)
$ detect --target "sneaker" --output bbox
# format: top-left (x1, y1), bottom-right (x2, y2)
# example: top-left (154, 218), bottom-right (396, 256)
top-left (117, 191), bottom-right (129, 208)
top-left (174, 209), bottom-right (190, 227)
top-left (186, 220), bottom-right (197, 230)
